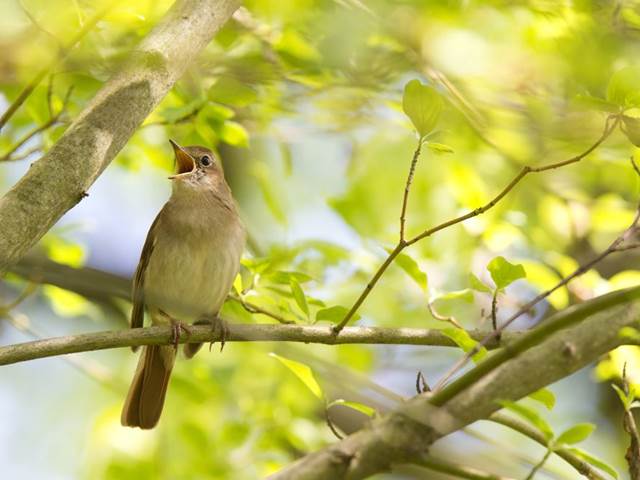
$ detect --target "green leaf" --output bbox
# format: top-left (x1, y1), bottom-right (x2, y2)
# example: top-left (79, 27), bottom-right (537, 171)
top-left (426, 142), bottom-right (454, 154)
top-left (607, 66), bottom-right (640, 108)
top-left (441, 327), bottom-right (487, 362)
top-left (622, 115), bottom-right (640, 146)
top-left (434, 288), bottom-right (474, 303)
top-left (217, 121), bottom-right (249, 148)
top-left (612, 384), bottom-right (632, 410)
top-left (487, 256), bottom-right (526, 290)
top-left (389, 250), bottom-right (428, 291)
top-left (402, 79), bottom-right (443, 138)
top-left (566, 447), bottom-right (619, 479)
top-left (499, 400), bottom-right (554, 442)
top-left (555, 423), bottom-right (595, 446)
top-left (316, 306), bottom-right (358, 324)
top-left (469, 273), bottom-right (492, 293)
top-left (269, 353), bottom-right (323, 399)
top-left (529, 388), bottom-right (556, 410)
top-left (328, 399), bottom-right (376, 417)
top-left (207, 77), bottom-right (258, 107)
top-left (290, 278), bottom-right (309, 317)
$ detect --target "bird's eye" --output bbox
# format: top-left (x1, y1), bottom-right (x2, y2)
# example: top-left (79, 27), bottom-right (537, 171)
top-left (201, 155), bottom-right (212, 166)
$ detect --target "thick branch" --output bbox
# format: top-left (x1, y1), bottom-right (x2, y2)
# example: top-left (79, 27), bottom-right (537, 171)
top-left (270, 286), bottom-right (640, 479)
top-left (0, 325), bottom-right (518, 366)
top-left (0, 0), bottom-right (240, 275)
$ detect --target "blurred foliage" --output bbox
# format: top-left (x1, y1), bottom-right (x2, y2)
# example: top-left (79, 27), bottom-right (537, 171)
top-left (5, 0), bottom-right (640, 478)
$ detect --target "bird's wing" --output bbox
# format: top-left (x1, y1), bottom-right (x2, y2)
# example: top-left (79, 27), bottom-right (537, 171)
top-left (131, 213), bottom-right (162, 329)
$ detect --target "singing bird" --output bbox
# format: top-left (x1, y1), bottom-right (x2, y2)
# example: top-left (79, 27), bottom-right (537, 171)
top-left (121, 140), bottom-right (245, 429)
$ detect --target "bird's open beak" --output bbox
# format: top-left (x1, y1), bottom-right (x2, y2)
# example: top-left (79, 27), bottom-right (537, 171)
top-left (169, 139), bottom-right (195, 179)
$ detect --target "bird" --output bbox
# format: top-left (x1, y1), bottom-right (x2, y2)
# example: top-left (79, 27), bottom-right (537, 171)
top-left (121, 139), bottom-right (245, 429)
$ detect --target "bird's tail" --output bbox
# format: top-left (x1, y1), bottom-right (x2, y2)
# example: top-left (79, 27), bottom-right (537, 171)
top-left (121, 345), bottom-right (175, 429)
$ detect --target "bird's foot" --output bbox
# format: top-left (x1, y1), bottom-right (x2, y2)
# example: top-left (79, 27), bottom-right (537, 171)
top-left (208, 315), bottom-right (229, 353)
top-left (170, 320), bottom-right (191, 350)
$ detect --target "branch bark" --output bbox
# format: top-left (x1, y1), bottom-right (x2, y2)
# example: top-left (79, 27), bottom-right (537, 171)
top-left (0, 0), bottom-right (240, 275)
top-left (0, 324), bottom-right (518, 366)
top-left (269, 286), bottom-right (640, 479)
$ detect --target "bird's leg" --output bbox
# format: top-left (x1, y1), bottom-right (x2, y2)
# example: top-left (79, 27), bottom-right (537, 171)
top-left (158, 310), bottom-right (191, 350)
top-left (200, 314), bottom-right (228, 352)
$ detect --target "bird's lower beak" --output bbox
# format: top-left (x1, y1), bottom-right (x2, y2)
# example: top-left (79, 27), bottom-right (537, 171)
top-left (169, 139), bottom-right (195, 179)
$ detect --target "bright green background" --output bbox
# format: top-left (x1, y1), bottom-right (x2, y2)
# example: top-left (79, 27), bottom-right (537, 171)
top-left (2, 0), bottom-right (640, 478)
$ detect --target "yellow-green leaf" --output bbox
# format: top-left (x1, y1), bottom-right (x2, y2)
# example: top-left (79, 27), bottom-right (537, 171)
top-left (402, 80), bottom-right (443, 138)
top-left (328, 399), bottom-right (376, 417)
top-left (555, 423), bottom-right (595, 446)
top-left (487, 256), bottom-right (526, 290)
top-left (269, 353), bottom-right (322, 399)
top-left (441, 327), bottom-right (487, 362)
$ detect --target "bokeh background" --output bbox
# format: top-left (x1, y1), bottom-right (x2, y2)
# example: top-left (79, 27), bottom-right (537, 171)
top-left (2, 0), bottom-right (640, 478)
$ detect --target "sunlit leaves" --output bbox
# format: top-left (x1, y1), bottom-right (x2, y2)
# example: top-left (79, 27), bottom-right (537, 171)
top-left (402, 80), bottom-right (443, 138)
top-left (487, 256), bottom-right (526, 290)
top-left (269, 353), bottom-right (323, 399)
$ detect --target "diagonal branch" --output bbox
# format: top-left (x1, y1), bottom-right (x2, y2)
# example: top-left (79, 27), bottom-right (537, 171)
top-left (0, 0), bottom-right (241, 275)
top-left (270, 285), bottom-right (640, 479)
top-left (333, 115), bottom-right (620, 332)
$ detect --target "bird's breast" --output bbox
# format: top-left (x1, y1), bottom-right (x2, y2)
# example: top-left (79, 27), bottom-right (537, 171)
top-left (143, 204), bottom-right (244, 323)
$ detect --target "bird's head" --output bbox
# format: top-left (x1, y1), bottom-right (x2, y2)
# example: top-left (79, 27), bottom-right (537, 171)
top-left (168, 140), bottom-right (227, 192)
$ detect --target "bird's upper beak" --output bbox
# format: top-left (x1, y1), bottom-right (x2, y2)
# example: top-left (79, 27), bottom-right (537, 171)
top-left (169, 139), bottom-right (195, 179)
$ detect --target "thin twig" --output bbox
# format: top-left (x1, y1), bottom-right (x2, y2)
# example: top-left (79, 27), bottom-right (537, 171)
top-left (0, 0), bottom-right (118, 130)
top-left (525, 449), bottom-right (552, 480)
top-left (427, 300), bottom-right (463, 328)
top-left (491, 289), bottom-right (499, 332)
top-left (333, 115), bottom-right (620, 333)
top-left (433, 154), bottom-right (640, 391)
top-left (399, 140), bottom-right (422, 242)
top-left (0, 324), bottom-right (520, 366)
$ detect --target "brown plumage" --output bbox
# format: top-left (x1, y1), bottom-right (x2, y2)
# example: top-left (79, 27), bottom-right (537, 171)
top-left (121, 141), bottom-right (245, 429)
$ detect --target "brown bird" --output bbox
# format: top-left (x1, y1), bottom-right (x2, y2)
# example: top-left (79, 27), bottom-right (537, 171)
top-left (121, 140), bottom-right (245, 429)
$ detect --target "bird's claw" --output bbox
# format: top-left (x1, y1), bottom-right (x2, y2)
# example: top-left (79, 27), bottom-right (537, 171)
top-left (170, 321), bottom-right (191, 350)
top-left (208, 316), bottom-right (229, 353)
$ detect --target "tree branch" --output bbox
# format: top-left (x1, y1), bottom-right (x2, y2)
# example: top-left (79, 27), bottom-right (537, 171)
top-left (0, 324), bottom-right (518, 366)
top-left (269, 285), bottom-right (640, 479)
top-left (333, 115), bottom-right (620, 332)
top-left (0, 0), bottom-right (240, 275)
